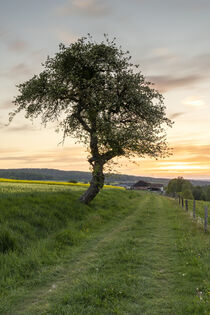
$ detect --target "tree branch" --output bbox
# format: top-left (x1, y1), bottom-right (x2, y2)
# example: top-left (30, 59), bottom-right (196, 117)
top-left (101, 149), bottom-right (121, 162)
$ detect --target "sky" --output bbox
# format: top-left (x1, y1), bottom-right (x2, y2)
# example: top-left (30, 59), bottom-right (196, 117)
top-left (0, 0), bottom-right (210, 179)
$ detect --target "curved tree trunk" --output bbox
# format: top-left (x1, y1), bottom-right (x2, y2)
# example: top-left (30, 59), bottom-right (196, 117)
top-left (79, 161), bottom-right (105, 204)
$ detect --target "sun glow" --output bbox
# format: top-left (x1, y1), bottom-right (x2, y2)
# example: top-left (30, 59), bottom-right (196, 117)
top-left (159, 165), bottom-right (203, 170)
top-left (182, 97), bottom-right (206, 107)
top-left (157, 162), bottom-right (208, 171)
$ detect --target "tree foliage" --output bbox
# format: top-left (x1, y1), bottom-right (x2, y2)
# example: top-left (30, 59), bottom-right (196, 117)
top-left (182, 188), bottom-right (193, 200)
top-left (166, 177), bottom-right (186, 195)
top-left (166, 177), bottom-right (210, 201)
top-left (192, 185), bottom-right (210, 201)
top-left (10, 35), bottom-right (172, 203)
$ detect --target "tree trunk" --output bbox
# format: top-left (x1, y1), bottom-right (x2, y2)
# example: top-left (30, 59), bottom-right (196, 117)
top-left (79, 161), bottom-right (104, 204)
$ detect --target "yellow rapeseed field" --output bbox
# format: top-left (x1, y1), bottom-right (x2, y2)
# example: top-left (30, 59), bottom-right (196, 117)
top-left (0, 178), bottom-right (124, 190)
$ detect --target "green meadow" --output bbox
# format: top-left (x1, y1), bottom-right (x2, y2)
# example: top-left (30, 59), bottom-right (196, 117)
top-left (0, 182), bottom-right (209, 314)
top-left (187, 199), bottom-right (210, 225)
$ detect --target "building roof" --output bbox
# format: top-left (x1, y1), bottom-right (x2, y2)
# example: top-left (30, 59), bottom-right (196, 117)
top-left (133, 180), bottom-right (150, 187)
top-left (132, 181), bottom-right (164, 189)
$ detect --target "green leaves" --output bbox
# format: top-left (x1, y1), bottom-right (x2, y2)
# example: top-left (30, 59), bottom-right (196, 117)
top-left (11, 34), bottom-right (172, 172)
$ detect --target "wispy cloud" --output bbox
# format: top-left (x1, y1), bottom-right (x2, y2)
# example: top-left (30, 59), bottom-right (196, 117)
top-left (182, 96), bottom-right (207, 108)
top-left (143, 143), bottom-right (210, 177)
top-left (148, 74), bottom-right (203, 93)
top-left (138, 47), bottom-right (210, 93)
top-left (55, 0), bottom-right (111, 17)
top-left (7, 40), bottom-right (29, 53)
top-left (173, 144), bottom-right (210, 156)
top-left (137, 47), bottom-right (180, 73)
top-left (0, 28), bottom-right (29, 53)
top-left (7, 124), bottom-right (37, 132)
top-left (150, 47), bottom-right (178, 62)
top-left (10, 63), bottom-right (32, 76)
top-left (1, 62), bottom-right (32, 80)
top-left (0, 147), bottom-right (88, 169)
top-left (0, 123), bottom-right (37, 132)
top-left (55, 29), bottom-right (78, 44)
top-left (169, 112), bottom-right (185, 119)
top-left (193, 53), bottom-right (210, 73)
top-left (0, 99), bottom-right (13, 110)
top-left (0, 148), bottom-right (21, 154)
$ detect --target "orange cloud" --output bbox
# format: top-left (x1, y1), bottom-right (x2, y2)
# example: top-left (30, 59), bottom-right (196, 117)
top-left (0, 142), bottom-right (209, 179)
top-left (148, 74), bottom-right (203, 93)
top-left (55, 0), bottom-right (110, 17)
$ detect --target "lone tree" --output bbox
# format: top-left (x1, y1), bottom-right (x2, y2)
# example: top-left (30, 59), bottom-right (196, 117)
top-left (10, 35), bottom-right (172, 204)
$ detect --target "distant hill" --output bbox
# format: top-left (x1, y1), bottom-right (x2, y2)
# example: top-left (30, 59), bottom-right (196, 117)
top-left (0, 168), bottom-right (210, 187)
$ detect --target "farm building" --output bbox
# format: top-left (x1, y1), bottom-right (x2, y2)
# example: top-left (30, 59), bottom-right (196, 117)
top-left (132, 180), bottom-right (150, 190)
top-left (132, 181), bottom-right (164, 193)
top-left (148, 183), bottom-right (164, 193)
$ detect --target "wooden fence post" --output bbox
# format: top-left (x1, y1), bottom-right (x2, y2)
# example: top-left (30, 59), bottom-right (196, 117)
top-left (193, 200), bottom-right (196, 219)
top-left (185, 199), bottom-right (188, 211)
top-left (181, 197), bottom-right (184, 208)
top-left (204, 206), bottom-right (208, 233)
top-left (178, 195), bottom-right (180, 205)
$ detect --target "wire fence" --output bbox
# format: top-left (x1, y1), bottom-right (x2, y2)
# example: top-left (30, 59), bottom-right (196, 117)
top-left (176, 195), bottom-right (208, 233)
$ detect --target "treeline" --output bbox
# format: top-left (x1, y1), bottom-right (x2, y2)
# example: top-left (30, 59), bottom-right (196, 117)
top-left (0, 168), bottom-right (169, 185)
top-left (0, 170), bottom-right (53, 181)
top-left (166, 177), bottom-right (210, 201)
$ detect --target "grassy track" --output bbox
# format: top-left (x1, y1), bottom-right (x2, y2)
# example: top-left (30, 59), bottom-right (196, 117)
top-left (0, 183), bottom-right (141, 313)
top-left (0, 183), bottom-right (209, 314)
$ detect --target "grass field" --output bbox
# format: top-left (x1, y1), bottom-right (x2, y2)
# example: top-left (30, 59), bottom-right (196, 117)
top-left (0, 182), bottom-right (209, 314)
top-left (187, 199), bottom-right (210, 225)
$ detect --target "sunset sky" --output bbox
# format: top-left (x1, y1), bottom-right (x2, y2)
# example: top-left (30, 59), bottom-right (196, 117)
top-left (0, 0), bottom-right (210, 179)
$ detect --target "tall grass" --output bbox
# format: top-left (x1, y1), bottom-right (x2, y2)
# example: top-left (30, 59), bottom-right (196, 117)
top-left (0, 182), bottom-right (137, 300)
top-left (187, 199), bottom-right (210, 224)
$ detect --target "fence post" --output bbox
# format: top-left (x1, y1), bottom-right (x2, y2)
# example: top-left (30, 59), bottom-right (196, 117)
top-left (178, 195), bottom-right (180, 205)
top-left (193, 200), bottom-right (196, 219)
top-left (185, 199), bottom-right (188, 211)
top-left (181, 197), bottom-right (184, 208)
top-left (204, 206), bottom-right (208, 233)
